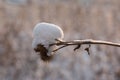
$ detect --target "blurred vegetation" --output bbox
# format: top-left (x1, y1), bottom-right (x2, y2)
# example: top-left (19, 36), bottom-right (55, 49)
top-left (0, 0), bottom-right (120, 80)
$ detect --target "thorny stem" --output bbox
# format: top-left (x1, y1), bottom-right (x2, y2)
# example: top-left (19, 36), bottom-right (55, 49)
top-left (51, 39), bottom-right (120, 52)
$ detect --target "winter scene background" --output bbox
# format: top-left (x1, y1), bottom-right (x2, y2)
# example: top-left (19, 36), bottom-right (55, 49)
top-left (0, 0), bottom-right (120, 80)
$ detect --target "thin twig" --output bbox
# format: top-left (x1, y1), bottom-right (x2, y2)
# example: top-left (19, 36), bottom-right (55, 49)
top-left (52, 45), bottom-right (68, 52)
top-left (52, 39), bottom-right (120, 47)
top-left (51, 39), bottom-right (120, 52)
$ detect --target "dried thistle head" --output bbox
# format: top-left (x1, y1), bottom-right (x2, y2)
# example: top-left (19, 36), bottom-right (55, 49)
top-left (34, 44), bottom-right (53, 62)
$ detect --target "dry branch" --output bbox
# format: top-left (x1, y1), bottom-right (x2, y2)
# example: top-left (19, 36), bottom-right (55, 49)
top-left (50, 39), bottom-right (120, 52)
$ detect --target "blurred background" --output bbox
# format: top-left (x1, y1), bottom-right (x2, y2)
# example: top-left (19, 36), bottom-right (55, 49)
top-left (0, 0), bottom-right (120, 80)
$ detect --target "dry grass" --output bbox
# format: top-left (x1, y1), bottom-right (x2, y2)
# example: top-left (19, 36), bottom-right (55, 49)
top-left (0, 0), bottom-right (120, 80)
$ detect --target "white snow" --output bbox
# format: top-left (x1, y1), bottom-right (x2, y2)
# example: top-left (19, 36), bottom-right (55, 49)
top-left (32, 22), bottom-right (64, 55)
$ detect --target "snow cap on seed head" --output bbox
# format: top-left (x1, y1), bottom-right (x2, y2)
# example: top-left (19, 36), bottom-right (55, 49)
top-left (32, 22), bottom-right (64, 51)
